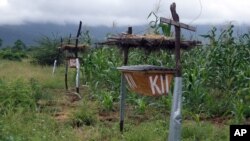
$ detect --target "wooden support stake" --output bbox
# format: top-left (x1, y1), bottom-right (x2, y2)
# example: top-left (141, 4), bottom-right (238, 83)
top-left (171, 3), bottom-right (182, 77)
top-left (65, 60), bottom-right (68, 90)
top-left (68, 34), bottom-right (72, 44)
top-left (75, 21), bottom-right (82, 58)
top-left (75, 21), bottom-right (82, 93)
top-left (120, 27), bottom-right (131, 133)
top-left (168, 3), bottom-right (183, 141)
top-left (65, 34), bottom-right (71, 91)
top-left (160, 17), bottom-right (196, 32)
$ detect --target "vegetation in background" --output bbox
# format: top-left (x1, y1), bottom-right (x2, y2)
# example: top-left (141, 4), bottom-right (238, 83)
top-left (31, 36), bottom-right (64, 66)
top-left (0, 38), bottom-right (3, 47)
top-left (147, 0), bottom-right (171, 36)
top-left (183, 24), bottom-right (250, 122)
top-left (0, 39), bottom-right (28, 61)
top-left (12, 39), bottom-right (27, 52)
top-left (81, 46), bottom-right (121, 97)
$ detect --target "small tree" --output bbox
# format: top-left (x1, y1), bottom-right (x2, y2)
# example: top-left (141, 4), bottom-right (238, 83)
top-left (0, 39), bottom-right (28, 61)
top-left (0, 38), bottom-right (2, 47)
top-left (12, 39), bottom-right (26, 52)
top-left (31, 36), bottom-right (64, 65)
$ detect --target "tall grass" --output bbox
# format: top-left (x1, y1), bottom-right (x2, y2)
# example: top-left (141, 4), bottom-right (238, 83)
top-left (0, 60), bottom-right (69, 89)
top-left (0, 110), bottom-right (78, 141)
top-left (0, 61), bottom-right (79, 141)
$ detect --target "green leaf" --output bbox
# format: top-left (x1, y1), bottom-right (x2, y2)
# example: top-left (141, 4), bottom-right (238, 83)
top-left (159, 23), bottom-right (171, 36)
top-left (147, 12), bottom-right (153, 19)
top-left (200, 34), bottom-right (211, 39)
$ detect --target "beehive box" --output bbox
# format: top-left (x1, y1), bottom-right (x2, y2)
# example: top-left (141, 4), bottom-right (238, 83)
top-left (117, 65), bottom-right (175, 96)
top-left (68, 58), bottom-right (76, 68)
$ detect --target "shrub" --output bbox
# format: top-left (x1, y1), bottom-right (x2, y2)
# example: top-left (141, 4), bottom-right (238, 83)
top-left (12, 39), bottom-right (27, 52)
top-left (0, 48), bottom-right (28, 61)
top-left (0, 38), bottom-right (2, 47)
top-left (31, 36), bottom-right (64, 66)
top-left (70, 101), bottom-right (97, 127)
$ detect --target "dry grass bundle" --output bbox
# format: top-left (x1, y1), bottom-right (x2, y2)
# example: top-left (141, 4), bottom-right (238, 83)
top-left (100, 33), bottom-right (201, 52)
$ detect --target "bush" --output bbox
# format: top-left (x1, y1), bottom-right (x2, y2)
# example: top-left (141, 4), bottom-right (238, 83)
top-left (70, 100), bottom-right (97, 127)
top-left (0, 39), bottom-right (29, 61)
top-left (31, 36), bottom-right (64, 66)
top-left (0, 48), bottom-right (28, 61)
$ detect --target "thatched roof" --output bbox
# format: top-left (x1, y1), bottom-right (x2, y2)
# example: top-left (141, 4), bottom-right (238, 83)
top-left (100, 34), bottom-right (201, 51)
top-left (58, 44), bottom-right (88, 52)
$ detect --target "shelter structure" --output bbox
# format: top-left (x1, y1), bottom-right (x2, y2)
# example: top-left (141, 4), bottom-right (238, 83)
top-left (100, 3), bottom-right (201, 140)
top-left (58, 21), bottom-right (88, 94)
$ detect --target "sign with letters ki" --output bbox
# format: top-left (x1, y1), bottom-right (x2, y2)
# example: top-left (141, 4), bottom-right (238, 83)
top-left (123, 72), bottom-right (174, 96)
top-left (230, 125), bottom-right (250, 141)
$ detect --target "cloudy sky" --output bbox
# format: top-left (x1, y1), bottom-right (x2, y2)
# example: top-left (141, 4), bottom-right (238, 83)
top-left (0, 0), bottom-right (250, 26)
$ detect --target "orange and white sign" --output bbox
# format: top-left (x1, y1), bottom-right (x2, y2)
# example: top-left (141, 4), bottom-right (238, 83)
top-left (69, 58), bottom-right (76, 68)
top-left (123, 71), bottom-right (174, 96)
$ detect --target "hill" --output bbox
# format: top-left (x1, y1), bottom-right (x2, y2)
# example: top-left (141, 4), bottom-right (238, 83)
top-left (0, 23), bottom-right (248, 47)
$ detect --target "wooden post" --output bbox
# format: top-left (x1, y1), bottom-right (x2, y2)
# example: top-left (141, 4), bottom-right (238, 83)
top-left (75, 21), bottom-right (82, 58)
top-left (120, 26), bottom-right (131, 133)
top-left (75, 21), bottom-right (82, 93)
top-left (168, 3), bottom-right (182, 141)
top-left (65, 35), bottom-right (71, 90)
top-left (171, 3), bottom-right (181, 77)
top-left (160, 6), bottom-right (196, 140)
top-left (65, 60), bottom-right (69, 90)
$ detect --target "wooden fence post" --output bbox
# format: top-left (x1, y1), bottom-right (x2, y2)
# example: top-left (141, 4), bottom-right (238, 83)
top-left (168, 3), bottom-right (182, 141)
top-left (75, 21), bottom-right (82, 93)
top-left (120, 27), bottom-right (131, 132)
top-left (65, 34), bottom-right (71, 90)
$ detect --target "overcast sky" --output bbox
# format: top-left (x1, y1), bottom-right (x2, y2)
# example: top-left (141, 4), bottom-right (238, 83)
top-left (0, 0), bottom-right (250, 26)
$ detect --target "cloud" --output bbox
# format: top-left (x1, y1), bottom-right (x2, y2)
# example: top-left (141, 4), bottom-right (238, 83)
top-left (0, 0), bottom-right (250, 26)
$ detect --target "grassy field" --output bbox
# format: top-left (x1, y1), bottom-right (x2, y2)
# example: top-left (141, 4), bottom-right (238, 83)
top-left (1, 25), bottom-right (249, 141)
top-left (0, 59), bottom-right (230, 141)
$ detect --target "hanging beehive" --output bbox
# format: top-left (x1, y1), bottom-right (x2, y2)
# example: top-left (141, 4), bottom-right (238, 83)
top-left (118, 65), bottom-right (175, 96)
top-left (68, 58), bottom-right (76, 68)
top-left (59, 44), bottom-right (88, 68)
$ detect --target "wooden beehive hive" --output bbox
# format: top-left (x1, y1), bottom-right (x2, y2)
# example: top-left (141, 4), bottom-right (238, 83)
top-left (58, 44), bottom-right (88, 68)
top-left (117, 65), bottom-right (175, 96)
top-left (68, 58), bottom-right (77, 68)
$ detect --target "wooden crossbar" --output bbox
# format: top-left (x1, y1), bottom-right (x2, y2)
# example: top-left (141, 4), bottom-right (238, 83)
top-left (160, 17), bottom-right (196, 32)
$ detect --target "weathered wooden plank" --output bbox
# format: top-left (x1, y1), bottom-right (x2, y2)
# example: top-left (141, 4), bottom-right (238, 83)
top-left (160, 17), bottom-right (196, 32)
top-left (117, 65), bottom-right (175, 96)
top-left (100, 37), bottom-right (200, 50)
top-left (170, 2), bottom-right (182, 77)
